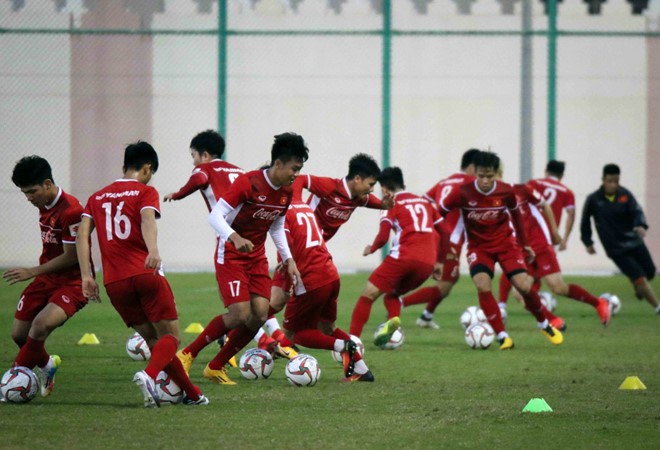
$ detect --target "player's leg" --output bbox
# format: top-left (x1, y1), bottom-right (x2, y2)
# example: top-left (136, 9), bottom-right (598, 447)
top-left (629, 246), bottom-right (660, 312)
top-left (349, 281), bottom-right (383, 337)
top-left (510, 271), bottom-right (563, 345)
top-left (543, 272), bottom-right (610, 325)
top-left (472, 270), bottom-right (511, 349)
top-left (498, 272), bottom-right (512, 307)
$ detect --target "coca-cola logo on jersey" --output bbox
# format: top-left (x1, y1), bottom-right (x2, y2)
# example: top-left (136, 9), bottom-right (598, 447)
top-left (41, 230), bottom-right (58, 244)
top-left (252, 208), bottom-right (282, 221)
top-left (466, 210), bottom-right (499, 221)
top-left (325, 207), bottom-right (351, 221)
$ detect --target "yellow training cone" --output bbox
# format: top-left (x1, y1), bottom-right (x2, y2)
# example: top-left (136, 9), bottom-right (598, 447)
top-left (78, 333), bottom-right (100, 345)
top-left (184, 323), bottom-right (204, 334)
top-left (619, 376), bottom-right (647, 390)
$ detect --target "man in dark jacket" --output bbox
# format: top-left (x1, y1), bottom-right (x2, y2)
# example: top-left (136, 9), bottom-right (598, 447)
top-left (581, 163), bottom-right (660, 314)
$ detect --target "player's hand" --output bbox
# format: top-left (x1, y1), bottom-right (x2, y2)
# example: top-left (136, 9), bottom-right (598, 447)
top-left (551, 232), bottom-right (562, 246)
top-left (362, 245), bottom-right (373, 256)
top-left (523, 246), bottom-right (536, 264)
top-left (2, 267), bottom-right (36, 285)
top-left (82, 276), bottom-right (101, 303)
top-left (586, 245), bottom-right (596, 255)
top-left (284, 258), bottom-right (302, 290)
top-left (230, 233), bottom-right (254, 253)
top-left (144, 252), bottom-right (162, 271)
top-left (381, 194), bottom-right (394, 210)
top-left (558, 239), bottom-right (568, 252)
top-left (431, 262), bottom-right (443, 281)
top-left (634, 226), bottom-right (646, 239)
top-left (163, 193), bottom-right (175, 202)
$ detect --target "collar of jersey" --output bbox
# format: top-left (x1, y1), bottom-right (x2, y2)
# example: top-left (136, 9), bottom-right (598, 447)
top-left (474, 179), bottom-right (497, 196)
top-left (44, 187), bottom-right (63, 210)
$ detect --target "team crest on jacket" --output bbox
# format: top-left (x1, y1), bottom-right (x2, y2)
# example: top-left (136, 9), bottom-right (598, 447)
top-left (618, 195), bottom-right (628, 203)
top-left (50, 217), bottom-right (56, 227)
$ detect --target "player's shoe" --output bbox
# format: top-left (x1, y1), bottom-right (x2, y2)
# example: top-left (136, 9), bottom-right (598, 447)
top-left (274, 344), bottom-right (299, 360)
top-left (182, 393), bottom-right (210, 405)
top-left (498, 337), bottom-right (515, 350)
top-left (176, 350), bottom-right (195, 374)
top-left (549, 316), bottom-right (567, 332)
top-left (228, 356), bottom-right (238, 368)
top-left (540, 325), bottom-right (563, 345)
top-left (203, 364), bottom-right (237, 385)
top-left (217, 335), bottom-right (238, 367)
top-left (342, 370), bottom-right (375, 383)
top-left (373, 316), bottom-right (401, 347)
top-left (341, 339), bottom-right (357, 377)
top-left (415, 316), bottom-right (440, 329)
top-left (596, 298), bottom-right (611, 326)
top-left (133, 370), bottom-right (160, 408)
top-left (36, 354), bottom-right (61, 397)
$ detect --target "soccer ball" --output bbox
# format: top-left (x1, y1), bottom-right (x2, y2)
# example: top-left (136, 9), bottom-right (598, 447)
top-left (373, 324), bottom-right (405, 350)
top-left (464, 322), bottom-right (495, 349)
top-left (539, 291), bottom-right (557, 312)
top-left (126, 332), bottom-right (151, 361)
top-left (285, 354), bottom-right (321, 387)
top-left (460, 306), bottom-right (486, 330)
top-left (239, 348), bottom-right (274, 380)
top-left (331, 335), bottom-right (365, 364)
top-left (601, 293), bottom-right (622, 316)
top-left (0, 366), bottom-right (39, 403)
top-left (154, 370), bottom-right (183, 405)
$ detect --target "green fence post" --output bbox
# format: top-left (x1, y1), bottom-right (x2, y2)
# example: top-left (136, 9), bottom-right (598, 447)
top-left (547, 0), bottom-right (557, 161)
top-left (218, 0), bottom-right (228, 153)
top-left (381, 0), bottom-right (392, 261)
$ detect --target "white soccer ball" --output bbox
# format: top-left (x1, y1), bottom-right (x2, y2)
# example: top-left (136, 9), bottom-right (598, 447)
top-left (373, 324), bottom-right (405, 350)
top-left (539, 291), bottom-right (557, 312)
top-left (285, 354), bottom-right (321, 387)
top-left (0, 366), bottom-right (39, 403)
top-left (126, 332), bottom-right (151, 361)
top-left (239, 348), bottom-right (274, 380)
top-left (460, 306), bottom-right (486, 330)
top-left (154, 370), bottom-right (183, 405)
top-left (601, 293), bottom-right (622, 316)
top-left (331, 335), bottom-right (365, 364)
top-left (464, 322), bottom-right (495, 349)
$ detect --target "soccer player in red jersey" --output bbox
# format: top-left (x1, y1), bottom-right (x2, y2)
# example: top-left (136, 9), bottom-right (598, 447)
top-left (440, 151), bottom-right (563, 350)
top-left (2, 156), bottom-right (88, 399)
top-left (498, 183), bottom-right (611, 327)
top-left (180, 133), bottom-right (307, 385)
top-left (349, 167), bottom-right (443, 345)
top-left (527, 160), bottom-right (576, 251)
top-left (76, 142), bottom-right (208, 407)
top-left (280, 200), bottom-right (373, 381)
top-left (399, 149), bottom-right (480, 329)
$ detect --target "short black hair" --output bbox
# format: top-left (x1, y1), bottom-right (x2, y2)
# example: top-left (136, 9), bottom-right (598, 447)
top-left (124, 141), bottom-right (159, 174)
top-left (546, 160), bottom-right (565, 177)
top-left (190, 130), bottom-right (225, 158)
top-left (473, 151), bottom-right (500, 171)
top-left (271, 133), bottom-right (309, 166)
top-left (347, 153), bottom-right (381, 180)
top-left (461, 148), bottom-right (481, 170)
top-left (378, 167), bottom-right (405, 191)
top-left (12, 155), bottom-right (54, 187)
top-left (603, 163), bottom-right (620, 177)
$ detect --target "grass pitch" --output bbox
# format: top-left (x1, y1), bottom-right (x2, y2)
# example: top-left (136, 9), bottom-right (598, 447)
top-left (1, 272), bottom-right (659, 449)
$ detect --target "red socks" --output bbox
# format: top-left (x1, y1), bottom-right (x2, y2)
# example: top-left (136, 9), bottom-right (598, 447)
top-left (293, 329), bottom-right (336, 350)
top-left (349, 296), bottom-right (374, 337)
top-left (383, 294), bottom-right (401, 318)
top-left (568, 284), bottom-right (599, 307)
top-left (184, 314), bottom-right (228, 357)
top-left (14, 337), bottom-right (49, 369)
top-left (521, 289), bottom-right (547, 322)
top-left (478, 291), bottom-right (505, 334)
top-left (499, 274), bottom-right (512, 304)
top-left (208, 325), bottom-right (256, 371)
top-left (145, 334), bottom-right (178, 380)
top-left (163, 356), bottom-right (201, 400)
top-left (402, 287), bottom-right (441, 307)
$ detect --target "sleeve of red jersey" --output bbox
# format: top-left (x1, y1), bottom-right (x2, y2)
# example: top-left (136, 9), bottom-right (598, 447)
top-left (219, 173), bottom-right (251, 208)
top-left (507, 192), bottom-right (529, 247)
top-left (306, 175), bottom-right (336, 198)
top-left (61, 202), bottom-right (84, 244)
top-left (139, 186), bottom-right (161, 218)
top-left (170, 169), bottom-right (208, 200)
top-left (525, 184), bottom-right (545, 207)
top-left (364, 194), bottom-right (382, 209)
top-left (423, 184), bottom-right (439, 207)
top-left (439, 186), bottom-right (460, 216)
top-left (369, 215), bottom-right (393, 253)
top-left (566, 188), bottom-right (576, 209)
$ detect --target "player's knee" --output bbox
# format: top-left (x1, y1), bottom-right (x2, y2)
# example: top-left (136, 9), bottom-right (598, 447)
top-left (12, 333), bottom-right (26, 349)
top-left (29, 317), bottom-right (54, 341)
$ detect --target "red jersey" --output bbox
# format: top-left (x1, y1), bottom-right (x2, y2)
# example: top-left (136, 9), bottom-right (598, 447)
top-left (424, 172), bottom-right (474, 254)
top-left (527, 177), bottom-right (575, 228)
top-left (441, 180), bottom-right (526, 253)
top-left (369, 192), bottom-right (441, 266)
top-left (214, 169), bottom-right (293, 262)
top-left (83, 179), bottom-right (161, 285)
top-left (513, 184), bottom-right (552, 252)
top-left (169, 159), bottom-right (245, 211)
top-left (293, 175), bottom-right (383, 241)
top-left (36, 188), bottom-right (84, 285)
top-left (284, 202), bottom-right (339, 293)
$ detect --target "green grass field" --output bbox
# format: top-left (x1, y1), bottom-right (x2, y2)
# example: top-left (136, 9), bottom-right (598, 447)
top-left (1, 272), bottom-right (659, 449)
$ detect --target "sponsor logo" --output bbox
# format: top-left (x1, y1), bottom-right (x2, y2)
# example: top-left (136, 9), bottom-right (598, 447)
top-left (50, 217), bottom-right (56, 227)
top-left (466, 210), bottom-right (499, 221)
top-left (325, 207), bottom-right (351, 221)
top-left (493, 199), bottom-right (502, 207)
top-left (280, 196), bottom-right (287, 205)
top-left (543, 264), bottom-right (551, 270)
top-left (258, 195), bottom-right (267, 202)
top-left (69, 223), bottom-right (80, 237)
top-left (467, 252), bottom-right (477, 264)
top-left (468, 201), bottom-right (478, 206)
top-left (334, 197), bottom-right (342, 203)
top-left (252, 208), bottom-right (282, 221)
top-left (62, 295), bottom-right (71, 304)
top-left (41, 230), bottom-right (58, 244)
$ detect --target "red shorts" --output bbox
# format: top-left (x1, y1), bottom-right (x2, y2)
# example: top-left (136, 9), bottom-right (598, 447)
top-left (271, 267), bottom-right (292, 293)
top-left (283, 279), bottom-right (340, 332)
top-left (466, 246), bottom-right (528, 278)
top-left (369, 257), bottom-right (434, 296)
top-left (105, 273), bottom-right (178, 327)
top-left (215, 255), bottom-right (271, 307)
top-left (529, 245), bottom-right (561, 280)
top-left (15, 278), bottom-right (87, 322)
top-left (439, 244), bottom-right (462, 283)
